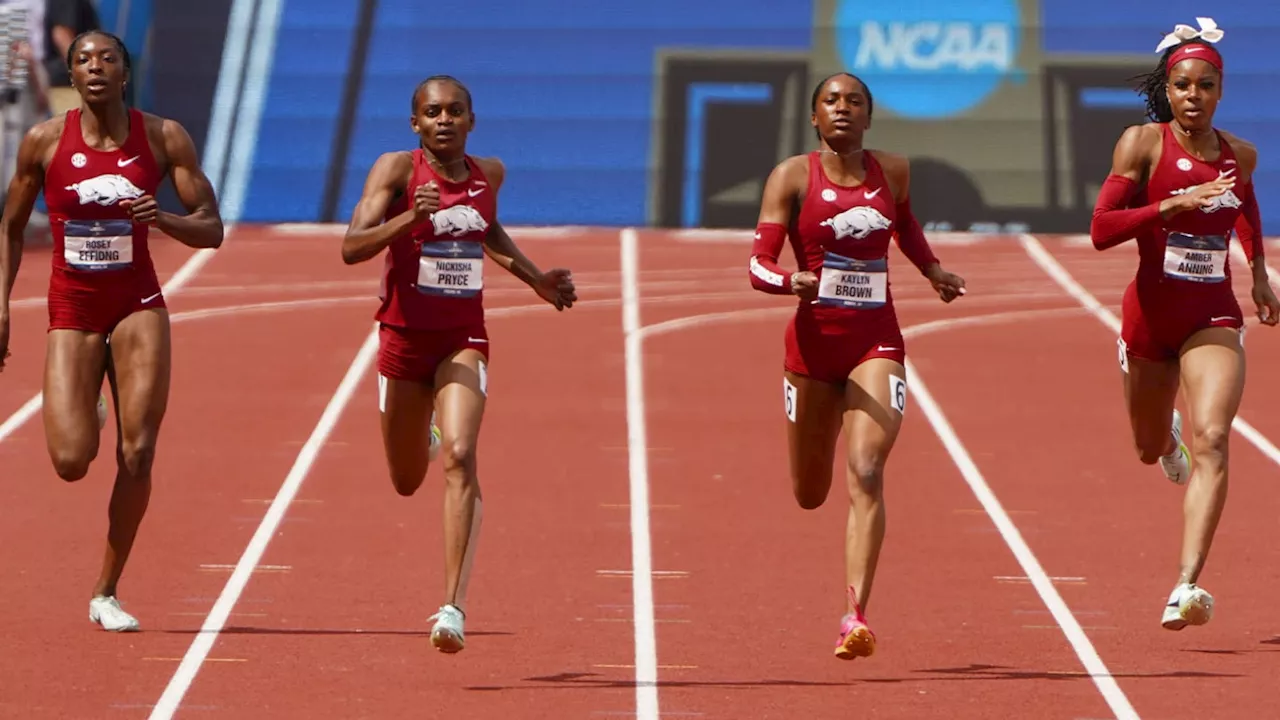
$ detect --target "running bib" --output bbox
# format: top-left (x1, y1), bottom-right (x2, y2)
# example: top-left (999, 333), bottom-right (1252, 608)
top-left (417, 240), bottom-right (483, 297)
top-left (63, 219), bottom-right (133, 272)
top-left (817, 252), bottom-right (887, 309)
top-left (1163, 232), bottom-right (1227, 284)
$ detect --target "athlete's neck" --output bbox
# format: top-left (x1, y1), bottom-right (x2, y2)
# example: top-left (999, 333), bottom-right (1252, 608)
top-left (1169, 119), bottom-right (1219, 157)
top-left (818, 140), bottom-right (865, 173)
top-left (421, 145), bottom-right (469, 182)
top-left (79, 102), bottom-right (131, 150)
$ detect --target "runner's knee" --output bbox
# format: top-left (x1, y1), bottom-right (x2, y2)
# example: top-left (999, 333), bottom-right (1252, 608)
top-left (51, 447), bottom-right (92, 482)
top-left (790, 456), bottom-right (834, 509)
top-left (1134, 425), bottom-right (1173, 465)
top-left (846, 454), bottom-right (885, 503)
top-left (1192, 424), bottom-right (1230, 466)
top-left (389, 465), bottom-right (427, 497)
top-left (793, 481), bottom-right (828, 510)
top-left (441, 436), bottom-right (477, 480)
top-left (118, 435), bottom-right (157, 480)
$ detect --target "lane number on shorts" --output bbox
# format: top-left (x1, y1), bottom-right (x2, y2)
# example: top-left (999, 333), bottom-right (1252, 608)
top-left (378, 373), bottom-right (388, 414)
top-left (783, 377), bottom-right (797, 423)
top-left (1116, 337), bottom-right (1129, 374)
top-left (478, 360), bottom-right (488, 397)
top-left (889, 374), bottom-right (907, 414)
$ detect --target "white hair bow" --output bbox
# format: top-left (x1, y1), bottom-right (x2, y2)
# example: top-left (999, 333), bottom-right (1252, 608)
top-left (1155, 17), bottom-right (1224, 53)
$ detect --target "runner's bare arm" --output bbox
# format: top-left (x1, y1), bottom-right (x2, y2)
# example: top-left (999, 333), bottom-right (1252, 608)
top-left (474, 157), bottom-right (575, 309)
top-left (0, 123), bottom-right (52, 317)
top-left (485, 218), bottom-right (577, 310)
top-left (483, 220), bottom-right (547, 286)
top-left (471, 157), bottom-right (540, 283)
top-left (148, 118), bottom-right (224, 249)
top-left (342, 151), bottom-right (420, 265)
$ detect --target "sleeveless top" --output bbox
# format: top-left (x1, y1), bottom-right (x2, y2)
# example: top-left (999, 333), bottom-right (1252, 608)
top-left (44, 108), bottom-right (163, 283)
top-left (789, 150), bottom-right (899, 328)
top-left (1135, 123), bottom-right (1244, 292)
top-left (374, 150), bottom-right (496, 331)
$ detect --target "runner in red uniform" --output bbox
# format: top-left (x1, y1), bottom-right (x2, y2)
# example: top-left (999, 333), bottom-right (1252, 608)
top-left (342, 75), bottom-right (576, 654)
top-left (0, 31), bottom-right (223, 631)
top-left (1090, 18), bottom-right (1279, 631)
top-left (749, 72), bottom-right (966, 660)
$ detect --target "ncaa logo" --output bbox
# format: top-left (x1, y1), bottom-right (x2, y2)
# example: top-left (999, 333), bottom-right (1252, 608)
top-left (833, 0), bottom-right (1021, 119)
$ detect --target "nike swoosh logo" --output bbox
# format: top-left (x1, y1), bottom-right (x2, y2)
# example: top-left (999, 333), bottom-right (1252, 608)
top-left (876, 345), bottom-right (898, 352)
top-left (864, 187), bottom-right (881, 199)
top-left (468, 188), bottom-right (484, 197)
top-left (467, 337), bottom-right (488, 343)
top-left (118, 156), bottom-right (140, 168)
top-left (141, 292), bottom-right (161, 304)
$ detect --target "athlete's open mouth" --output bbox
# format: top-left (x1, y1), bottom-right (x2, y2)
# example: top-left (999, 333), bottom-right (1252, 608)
top-left (86, 80), bottom-right (108, 91)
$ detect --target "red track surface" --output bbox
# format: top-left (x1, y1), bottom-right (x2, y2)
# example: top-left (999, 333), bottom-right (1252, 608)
top-left (0, 226), bottom-right (1277, 719)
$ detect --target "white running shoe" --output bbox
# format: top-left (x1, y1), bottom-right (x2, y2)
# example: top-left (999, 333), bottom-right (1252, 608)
top-left (89, 595), bottom-right (140, 632)
top-left (1159, 410), bottom-right (1191, 485)
top-left (428, 412), bottom-right (442, 462)
top-left (429, 603), bottom-right (465, 653)
top-left (1161, 583), bottom-right (1214, 631)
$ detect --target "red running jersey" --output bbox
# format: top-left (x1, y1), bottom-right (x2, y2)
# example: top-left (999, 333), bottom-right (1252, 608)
top-left (790, 150), bottom-right (899, 327)
top-left (44, 108), bottom-right (163, 288)
top-left (1136, 124), bottom-right (1245, 288)
top-left (374, 151), bottom-right (496, 331)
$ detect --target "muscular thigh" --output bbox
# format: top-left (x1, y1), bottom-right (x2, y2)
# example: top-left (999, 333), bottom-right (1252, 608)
top-left (1122, 343), bottom-right (1181, 449)
top-left (784, 371), bottom-right (844, 504)
top-left (843, 358), bottom-right (907, 478)
top-left (107, 309), bottom-right (172, 444)
top-left (1178, 327), bottom-right (1245, 438)
top-left (379, 372), bottom-right (435, 475)
top-left (434, 348), bottom-right (488, 456)
top-left (43, 329), bottom-right (110, 456)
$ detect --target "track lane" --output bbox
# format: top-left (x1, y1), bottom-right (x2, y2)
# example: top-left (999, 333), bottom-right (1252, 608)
top-left (0, 235), bottom-right (375, 719)
top-left (1014, 234), bottom-right (1280, 718)
top-left (634, 234), bottom-right (1122, 719)
top-left (160, 235), bottom-right (645, 718)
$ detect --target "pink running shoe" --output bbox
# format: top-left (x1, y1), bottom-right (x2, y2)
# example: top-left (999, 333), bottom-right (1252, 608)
top-left (834, 587), bottom-right (876, 660)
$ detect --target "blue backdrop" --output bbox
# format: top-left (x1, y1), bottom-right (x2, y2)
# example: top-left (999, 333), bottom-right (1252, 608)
top-left (237, 0), bottom-right (1280, 229)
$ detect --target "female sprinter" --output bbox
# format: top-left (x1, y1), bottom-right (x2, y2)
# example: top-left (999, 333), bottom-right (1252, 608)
top-left (1090, 18), bottom-right (1278, 631)
top-left (0, 31), bottom-right (224, 631)
top-left (749, 72), bottom-right (966, 660)
top-left (342, 75), bottom-right (577, 654)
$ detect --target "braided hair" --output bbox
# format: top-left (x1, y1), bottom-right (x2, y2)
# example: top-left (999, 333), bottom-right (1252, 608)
top-left (1132, 38), bottom-right (1218, 123)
